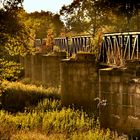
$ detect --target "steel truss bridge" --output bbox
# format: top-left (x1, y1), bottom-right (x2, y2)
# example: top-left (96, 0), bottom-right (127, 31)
top-left (53, 32), bottom-right (140, 66)
top-left (99, 32), bottom-right (140, 66)
top-left (54, 35), bottom-right (91, 56)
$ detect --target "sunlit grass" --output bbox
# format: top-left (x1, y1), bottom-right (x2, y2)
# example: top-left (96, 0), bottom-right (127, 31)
top-left (0, 81), bottom-right (127, 139)
top-left (0, 98), bottom-right (126, 140)
top-left (0, 80), bottom-right (60, 112)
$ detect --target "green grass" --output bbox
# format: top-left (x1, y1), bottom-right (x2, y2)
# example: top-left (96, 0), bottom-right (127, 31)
top-left (0, 80), bottom-right (60, 112)
top-left (0, 104), bottom-right (123, 140)
top-left (0, 81), bottom-right (127, 140)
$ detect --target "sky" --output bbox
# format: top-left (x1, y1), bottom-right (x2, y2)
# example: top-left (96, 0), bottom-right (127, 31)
top-left (23, 0), bottom-right (73, 13)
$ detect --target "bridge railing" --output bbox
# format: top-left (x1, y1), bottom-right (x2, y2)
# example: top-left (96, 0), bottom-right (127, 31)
top-left (54, 37), bottom-right (69, 51)
top-left (54, 35), bottom-right (91, 56)
top-left (99, 32), bottom-right (140, 66)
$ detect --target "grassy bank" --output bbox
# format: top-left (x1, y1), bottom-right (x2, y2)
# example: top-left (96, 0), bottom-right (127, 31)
top-left (0, 81), bottom-right (126, 140)
top-left (0, 80), bottom-right (60, 112)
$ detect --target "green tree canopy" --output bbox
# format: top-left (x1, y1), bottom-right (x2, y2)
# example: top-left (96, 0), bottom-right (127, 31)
top-left (0, 0), bottom-right (37, 59)
top-left (60, 0), bottom-right (110, 36)
top-left (95, 0), bottom-right (140, 22)
top-left (28, 11), bottom-right (64, 39)
top-left (60, 0), bottom-right (140, 35)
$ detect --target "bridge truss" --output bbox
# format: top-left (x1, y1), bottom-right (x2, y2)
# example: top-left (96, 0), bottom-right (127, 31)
top-left (54, 35), bottom-right (91, 56)
top-left (99, 32), bottom-right (140, 66)
top-left (54, 32), bottom-right (140, 66)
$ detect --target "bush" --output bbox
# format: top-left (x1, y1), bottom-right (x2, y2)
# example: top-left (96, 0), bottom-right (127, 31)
top-left (32, 98), bottom-right (62, 112)
top-left (0, 83), bottom-right (126, 139)
top-left (0, 107), bottom-right (123, 140)
top-left (0, 59), bottom-right (24, 81)
top-left (0, 99), bottom-right (94, 133)
top-left (0, 107), bottom-right (93, 134)
top-left (0, 81), bottom-right (60, 112)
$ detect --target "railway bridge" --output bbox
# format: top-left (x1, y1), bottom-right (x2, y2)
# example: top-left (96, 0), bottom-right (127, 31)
top-left (24, 32), bottom-right (140, 137)
top-left (53, 32), bottom-right (140, 137)
top-left (54, 32), bottom-right (140, 66)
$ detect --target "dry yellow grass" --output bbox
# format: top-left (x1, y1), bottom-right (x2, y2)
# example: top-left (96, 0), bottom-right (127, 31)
top-left (11, 131), bottom-right (66, 140)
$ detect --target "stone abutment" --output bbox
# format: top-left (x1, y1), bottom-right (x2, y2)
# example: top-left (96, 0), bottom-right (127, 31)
top-left (21, 53), bottom-right (140, 136)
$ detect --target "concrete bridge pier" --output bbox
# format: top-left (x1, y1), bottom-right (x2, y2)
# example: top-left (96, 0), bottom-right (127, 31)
top-left (24, 54), bottom-right (32, 78)
top-left (42, 52), bottom-right (66, 87)
top-left (99, 60), bottom-right (140, 136)
top-left (31, 53), bottom-right (42, 82)
top-left (22, 52), bottom-right (66, 87)
top-left (60, 53), bottom-right (99, 113)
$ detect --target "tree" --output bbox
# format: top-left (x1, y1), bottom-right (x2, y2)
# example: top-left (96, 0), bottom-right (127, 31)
top-left (0, 0), bottom-right (37, 59)
top-left (60, 0), bottom-right (140, 34)
top-left (60, 0), bottom-right (110, 36)
top-left (0, 0), bottom-right (26, 81)
top-left (95, 0), bottom-right (140, 27)
top-left (28, 11), bottom-right (64, 39)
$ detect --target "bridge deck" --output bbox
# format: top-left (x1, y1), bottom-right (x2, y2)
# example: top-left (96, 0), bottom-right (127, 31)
top-left (34, 32), bottom-right (140, 66)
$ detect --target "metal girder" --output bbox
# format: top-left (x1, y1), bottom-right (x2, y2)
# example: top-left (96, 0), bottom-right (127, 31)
top-left (99, 32), bottom-right (140, 66)
top-left (54, 35), bottom-right (91, 56)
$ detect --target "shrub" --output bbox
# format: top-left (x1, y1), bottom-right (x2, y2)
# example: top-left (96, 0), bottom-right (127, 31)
top-left (0, 108), bottom-right (94, 134)
top-left (0, 107), bottom-right (124, 140)
top-left (0, 93), bottom-right (126, 139)
top-left (0, 59), bottom-right (24, 81)
top-left (32, 98), bottom-right (62, 112)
